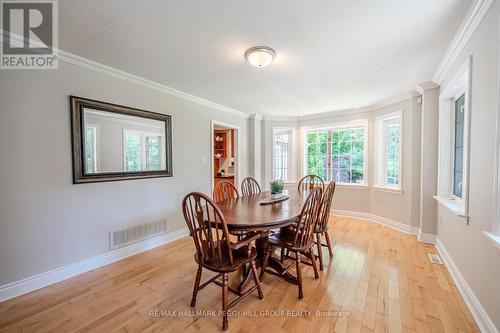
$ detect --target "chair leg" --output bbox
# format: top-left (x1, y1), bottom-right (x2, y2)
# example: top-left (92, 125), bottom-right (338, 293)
top-left (295, 254), bottom-right (303, 299)
top-left (190, 265), bottom-right (202, 307)
top-left (308, 248), bottom-right (319, 279)
top-left (260, 245), bottom-right (270, 281)
top-left (316, 233), bottom-right (324, 271)
top-left (222, 273), bottom-right (228, 330)
top-left (251, 260), bottom-right (264, 300)
top-left (280, 247), bottom-right (285, 262)
top-left (324, 231), bottom-right (333, 257)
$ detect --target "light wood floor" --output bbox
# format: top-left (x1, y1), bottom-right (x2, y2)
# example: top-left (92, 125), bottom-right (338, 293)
top-left (0, 217), bottom-right (480, 333)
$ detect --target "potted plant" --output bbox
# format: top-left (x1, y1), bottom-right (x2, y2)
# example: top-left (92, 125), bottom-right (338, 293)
top-left (270, 179), bottom-right (284, 199)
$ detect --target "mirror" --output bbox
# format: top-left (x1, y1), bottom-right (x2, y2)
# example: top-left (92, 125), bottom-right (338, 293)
top-left (70, 96), bottom-right (172, 183)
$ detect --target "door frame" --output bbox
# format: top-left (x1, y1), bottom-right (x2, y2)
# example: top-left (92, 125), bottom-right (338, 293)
top-left (210, 120), bottom-right (241, 193)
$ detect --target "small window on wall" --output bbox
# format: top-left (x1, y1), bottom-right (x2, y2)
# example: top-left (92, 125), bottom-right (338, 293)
top-left (453, 93), bottom-right (465, 198)
top-left (123, 129), bottom-right (164, 172)
top-left (376, 112), bottom-right (402, 189)
top-left (304, 123), bottom-right (367, 184)
top-left (273, 129), bottom-right (291, 181)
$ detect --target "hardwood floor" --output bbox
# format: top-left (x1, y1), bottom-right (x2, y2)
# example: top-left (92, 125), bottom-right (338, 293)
top-left (0, 217), bottom-right (480, 333)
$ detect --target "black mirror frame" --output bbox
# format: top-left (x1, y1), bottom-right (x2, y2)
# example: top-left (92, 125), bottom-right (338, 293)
top-left (70, 96), bottom-right (173, 184)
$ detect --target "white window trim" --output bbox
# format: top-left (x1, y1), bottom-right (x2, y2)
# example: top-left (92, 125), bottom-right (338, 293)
top-left (272, 127), bottom-right (293, 182)
top-left (436, 55), bottom-right (472, 223)
top-left (375, 111), bottom-right (403, 191)
top-left (84, 123), bottom-right (100, 174)
top-left (122, 129), bottom-right (165, 171)
top-left (302, 119), bottom-right (369, 185)
top-left (488, 32), bottom-right (500, 249)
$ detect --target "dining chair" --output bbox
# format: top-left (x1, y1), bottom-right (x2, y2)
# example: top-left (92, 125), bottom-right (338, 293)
top-left (241, 177), bottom-right (261, 196)
top-left (182, 192), bottom-right (264, 330)
top-left (213, 180), bottom-right (239, 202)
top-left (265, 187), bottom-right (323, 299)
top-left (314, 181), bottom-right (336, 270)
top-left (298, 174), bottom-right (325, 191)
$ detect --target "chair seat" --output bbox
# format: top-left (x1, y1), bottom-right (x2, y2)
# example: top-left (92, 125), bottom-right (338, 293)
top-left (268, 228), bottom-right (312, 252)
top-left (194, 242), bottom-right (256, 272)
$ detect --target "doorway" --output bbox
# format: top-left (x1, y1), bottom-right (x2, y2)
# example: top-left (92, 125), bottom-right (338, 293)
top-left (211, 120), bottom-right (240, 194)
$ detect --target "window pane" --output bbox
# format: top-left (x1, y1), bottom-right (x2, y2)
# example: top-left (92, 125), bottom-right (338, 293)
top-left (331, 127), bottom-right (365, 184)
top-left (125, 133), bottom-right (142, 171)
top-left (146, 136), bottom-right (160, 171)
top-left (307, 131), bottom-right (328, 180)
top-left (274, 132), bottom-right (290, 180)
top-left (386, 122), bottom-right (400, 186)
top-left (85, 127), bottom-right (96, 173)
top-left (453, 94), bottom-right (465, 198)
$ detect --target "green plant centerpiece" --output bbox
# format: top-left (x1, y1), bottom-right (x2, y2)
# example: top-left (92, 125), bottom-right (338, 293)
top-left (270, 179), bottom-right (284, 199)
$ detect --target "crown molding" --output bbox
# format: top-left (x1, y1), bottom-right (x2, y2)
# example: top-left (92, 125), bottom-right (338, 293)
top-left (432, 0), bottom-right (494, 84)
top-left (264, 91), bottom-right (417, 122)
top-left (416, 81), bottom-right (439, 95)
top-left (248, 113), bottom-right (264, 120)
top-left (58, 50), bottom-right (250, 119)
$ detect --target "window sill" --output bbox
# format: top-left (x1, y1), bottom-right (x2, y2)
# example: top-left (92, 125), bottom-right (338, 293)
top-left (433, 196), bottom-right (469, 221)
top-left (335, 183), bottom-right (369, 189)
top-left (483, 231), bottom-right (500, 251)
top-left (372, 186), bottom-right (403, 194)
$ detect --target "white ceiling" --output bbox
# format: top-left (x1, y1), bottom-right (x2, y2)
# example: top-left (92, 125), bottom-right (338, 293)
top-left (59, 0), bottom-right (471, 117)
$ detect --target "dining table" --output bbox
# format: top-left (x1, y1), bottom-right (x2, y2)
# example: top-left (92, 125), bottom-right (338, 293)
top-left (215, 185), bottom-right (311, 291)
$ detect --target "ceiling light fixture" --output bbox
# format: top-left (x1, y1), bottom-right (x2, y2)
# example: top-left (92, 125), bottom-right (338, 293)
top-left (245, 46), bottom-right (276, 68)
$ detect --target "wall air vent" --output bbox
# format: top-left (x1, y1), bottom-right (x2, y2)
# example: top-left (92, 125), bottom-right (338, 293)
top-left (110, 219), bottom-right (167, 250)
top-left (427, 253), bottom-right (443, 265)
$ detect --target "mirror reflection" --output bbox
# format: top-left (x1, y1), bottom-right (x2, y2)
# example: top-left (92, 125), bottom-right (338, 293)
top-left (83, 108), bottom-right (167, 174)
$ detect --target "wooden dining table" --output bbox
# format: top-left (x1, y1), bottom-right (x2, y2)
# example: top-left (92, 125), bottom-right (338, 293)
top-left (215, 185), bottom-right (310, 291)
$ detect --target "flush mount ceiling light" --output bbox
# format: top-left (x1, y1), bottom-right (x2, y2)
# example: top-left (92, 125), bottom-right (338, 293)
top-left (245, 46), bottom-right (276, 68)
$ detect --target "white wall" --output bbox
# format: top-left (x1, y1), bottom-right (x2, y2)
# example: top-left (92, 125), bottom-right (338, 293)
top-left (436, 0), bottom-right (500, 328)
top-left (263, 96), bottom-right (422, 228)
top-left (0, 61), bottom-right (250, 286)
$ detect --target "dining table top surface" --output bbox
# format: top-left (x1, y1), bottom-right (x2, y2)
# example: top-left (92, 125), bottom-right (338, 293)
top-left (215, 185), bottom-right (309, 232)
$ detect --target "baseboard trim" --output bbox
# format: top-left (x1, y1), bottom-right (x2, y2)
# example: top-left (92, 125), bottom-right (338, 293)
top-left (0, 227), bottom-right (189, 302)
top-left (333, 209), bottom-right (419, 235)
top-left (418, 230), bottom-right (437, 244)
top-left (435, 238), bottom-right (499, 333)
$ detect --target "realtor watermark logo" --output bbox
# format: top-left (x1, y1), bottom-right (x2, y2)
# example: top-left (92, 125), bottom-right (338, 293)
top-left (1, 0), bottom-right (58, 69)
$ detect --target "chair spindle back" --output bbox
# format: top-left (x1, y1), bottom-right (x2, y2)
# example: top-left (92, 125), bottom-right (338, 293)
top-left (292, 187), bottom-right (323, 248)
top-left (241, 177), bottom-right (261, 196)
top-left (182, 192), bottom-right (233, 266)
top-left (213, 181), bottom-right (239, 202)
top-left (317, 182), bottom-right (336, 231)
top-left (298, 175), bottom-right (325, 191)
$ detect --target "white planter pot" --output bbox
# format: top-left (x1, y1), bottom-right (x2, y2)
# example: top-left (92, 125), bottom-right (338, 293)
top-left (271, 193), bottom-right (282, 200)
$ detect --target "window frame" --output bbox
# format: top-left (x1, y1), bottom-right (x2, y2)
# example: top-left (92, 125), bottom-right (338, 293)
top-left (302, 120), bottom-right (369, 186)
top-left (436, 56), bottom-right (471, 222)
top-left (272, 127), bottom-right (293, 182)
top-left (376, 111), bottom-right (403, 190)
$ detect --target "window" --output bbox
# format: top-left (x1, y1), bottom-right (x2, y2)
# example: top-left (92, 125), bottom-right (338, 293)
top-left (146, 136), bottom-right (161, 171)
top-left (376, 112), bottom-right (402, 189)
top-left (123, 129), bottom-right (164, 172)
top-left (84, 125), bottom-right (98, 173)
top-left (453, 93), bottom-right (465, 198)
top-left (305, 123), bottom-right (366, 184)
top-left (273, 129), bottom-right (291, 181)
